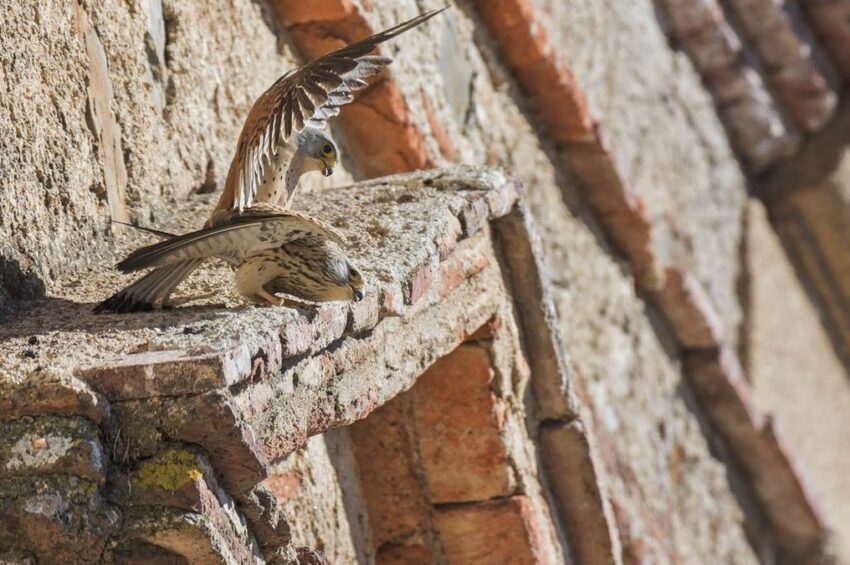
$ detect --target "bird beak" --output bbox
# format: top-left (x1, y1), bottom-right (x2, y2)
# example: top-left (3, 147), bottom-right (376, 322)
top-left (321, 161), bottom-right (334, 177)
top-left (352, 287), bottom-right (365, 302)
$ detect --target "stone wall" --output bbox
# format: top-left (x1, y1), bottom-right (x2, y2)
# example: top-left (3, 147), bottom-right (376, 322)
top-left (1, 0), bottom-right (849, 563)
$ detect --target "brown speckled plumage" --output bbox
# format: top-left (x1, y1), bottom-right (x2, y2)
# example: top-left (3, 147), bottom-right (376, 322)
top-left (95, 205), bottom-right (364, 312)
top-left (95, 8), bottom-right (446, 313)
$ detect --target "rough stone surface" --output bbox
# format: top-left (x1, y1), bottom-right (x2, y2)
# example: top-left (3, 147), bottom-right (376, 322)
top-left (0, 0), bottom-right (350, 316)
top-left (2, 0), bottom-right (846, 562)
top-left (532, 0), bottom-right (750, 345)
top-left (745, 199), bottom-right (850, 563)
top-left (265, 430), bottom-right (371, 565)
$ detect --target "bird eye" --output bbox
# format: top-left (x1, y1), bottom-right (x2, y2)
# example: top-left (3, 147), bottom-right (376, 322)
top-left (349, 268), bottom-right (361, 280)
top-left (322, 144), bottom-right (334, 156)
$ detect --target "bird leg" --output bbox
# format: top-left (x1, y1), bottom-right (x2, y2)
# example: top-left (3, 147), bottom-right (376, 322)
top-left (256, 289), bottom-right (284, 306)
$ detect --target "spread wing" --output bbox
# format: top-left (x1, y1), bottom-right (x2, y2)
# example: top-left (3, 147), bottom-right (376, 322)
top-left (219, 7), bottom-right (448, 213)
top-left (115, 205), bottom-right (348, 273)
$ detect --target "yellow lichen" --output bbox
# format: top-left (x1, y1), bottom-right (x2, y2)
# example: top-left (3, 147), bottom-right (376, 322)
top-left (132, 448), bottom-right (203, 491)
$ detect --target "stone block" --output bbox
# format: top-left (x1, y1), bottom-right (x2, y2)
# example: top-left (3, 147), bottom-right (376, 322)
top-left (411, 344), bottom-right (514, 503)
top-left (653, 268), bottom-right (724, 349)
top-left (539, 421), bottom-right (620, 565)
top-left (433, 496), bottom-right (545, 565)
top-left (0, 416), bottom-right (105, 484)
top-left (349, 398), bottom-right (431, 548)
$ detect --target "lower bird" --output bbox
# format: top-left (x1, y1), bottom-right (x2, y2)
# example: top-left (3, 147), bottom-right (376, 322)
top-left (94, 203), bottom-right (365, 313)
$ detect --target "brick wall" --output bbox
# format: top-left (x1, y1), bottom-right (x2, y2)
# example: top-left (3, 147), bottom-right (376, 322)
top-left (2, 0), bottom-right (849, 563)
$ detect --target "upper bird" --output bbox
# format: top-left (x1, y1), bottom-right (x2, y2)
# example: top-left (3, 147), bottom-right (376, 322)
top-left (95, 7), bottom-right (447, 313)
top-left (211, 6), bottom-right (448, 218)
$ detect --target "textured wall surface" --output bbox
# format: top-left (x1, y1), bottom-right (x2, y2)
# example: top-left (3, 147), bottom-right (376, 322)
top-left (1, 0), bottom-right (848, 563)
top-left (534, 0), bottom-right (749, 347)
top-left (746, 200), bottom-right (850, 563)
top-left (0, 0), bottom-right (348, 313)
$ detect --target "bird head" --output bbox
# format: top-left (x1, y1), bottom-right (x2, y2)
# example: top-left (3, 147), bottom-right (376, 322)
top-left (321, 254), bottom-right (365, 302)
top-left (297, 128), bottom-right (339, 177)
top-left (274, 239), bottom-right (365, 303)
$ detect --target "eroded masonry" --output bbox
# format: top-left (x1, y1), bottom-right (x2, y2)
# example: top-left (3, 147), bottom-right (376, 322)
top-left (2, 1), bottom-right (850, 564)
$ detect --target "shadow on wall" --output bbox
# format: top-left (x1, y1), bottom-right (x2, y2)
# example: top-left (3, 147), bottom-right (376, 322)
top-left (0, 255), bottom-right (46, 318)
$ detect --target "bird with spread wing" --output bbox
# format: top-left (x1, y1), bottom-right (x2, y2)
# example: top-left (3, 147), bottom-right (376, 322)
top-left (94, 203), bottom-right (365, 313)
top-left (213, 6), bottom-right (448, 217)
top-left (95, 7), bottom-right (446, 313)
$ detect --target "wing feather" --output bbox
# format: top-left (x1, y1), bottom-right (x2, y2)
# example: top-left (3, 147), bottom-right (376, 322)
top-left (217, 6), bottom-right (448, 213)
top-left (116, 206), bottom-right (348, 273)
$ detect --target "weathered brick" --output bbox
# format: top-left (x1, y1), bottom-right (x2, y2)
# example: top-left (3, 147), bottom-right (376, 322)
top-left (412, 344), bottom-right (514, 503)
top-left (281, 316), bottom-right (314, 358)
top-left (349, 398), bottom-right (432, 547)
top-left (685, 348), bottom-right (826, 556)
top-left (539, 421), bottom-right (620, 565)
top-left (434, 214), bottom-right (462, 261)
top-left (77, 346), bottom-right (253, 400)
top-left (347, 287), bottom-right (381, 333)
top-left (653, 268), bottom-right (723, 349)
top-left (433, 496), bottom-right (545, 565)
top-left (407, 258), bottom-right (439, 305)
top-left (0, 416), bottom-right (105, 484)
top-left (379, 281), bottom-right (406, 318)
top-left (473, 0), bottom-right (596, 143)
top-left (376, 542), bottom-right (437, 565)
top-left (439, 237), bottom-right (491, 299)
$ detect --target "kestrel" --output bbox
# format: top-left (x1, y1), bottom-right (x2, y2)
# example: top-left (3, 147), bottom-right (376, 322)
top-left (213, 6), bottom-right (448, 215)
top-left (94, 203), bottom-right (364, 313)
top-left (95, 7), bottom-right (446, 313)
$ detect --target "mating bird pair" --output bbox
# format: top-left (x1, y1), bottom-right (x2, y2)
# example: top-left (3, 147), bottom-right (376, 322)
top-left (95, 7), bottom-right (447, 314)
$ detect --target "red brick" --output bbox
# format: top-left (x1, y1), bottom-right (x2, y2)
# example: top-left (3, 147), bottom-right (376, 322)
top-left (272, 0), bottom-right (357, 25)
top-left (422, 90), bottom-right (458, 162)
top-left (412, 345), bottom-right (514, 503)
top-left (277, 3), bottom-right (434, 177)
top-left (349, 398), bottom-right (432, 547)
top-left (653, 268), bottom-right (723, 349)
top-left (407, 259), bottom-right (439, 305)
top-left (685, 348), bottom-right (826, 555)
top-left (376, 542), bottom-right (437, 565)
top-left (465, 316), bottom-right (502, 342)
top-left (474, 0), bottom-right (595, 144)
top-left (263, 471), bottom-right (301, 502)
top-left (339, 80), bottom-right (434, 177)
top-left (439, 241), bottom-right (490, 299)
top-left (433, 496), bottom-right (545, 565)
top-left (562, 136), bottom-right (661, 288)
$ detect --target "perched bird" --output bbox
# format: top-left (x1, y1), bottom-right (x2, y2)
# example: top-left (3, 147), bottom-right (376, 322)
top-left (95, 7), bottom-right (446, 313)
top-left (94, 203), bottom-right (365, 313)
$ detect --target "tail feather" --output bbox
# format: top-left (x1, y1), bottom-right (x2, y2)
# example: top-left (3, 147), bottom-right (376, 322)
top-left (94, 260), bottom-right (203, 314)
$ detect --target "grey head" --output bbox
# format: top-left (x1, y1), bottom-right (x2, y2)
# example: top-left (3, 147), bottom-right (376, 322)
top-left (296, 128), bottom-right (339, 177)
top-left (270, 238), bottom-right (365, 303)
